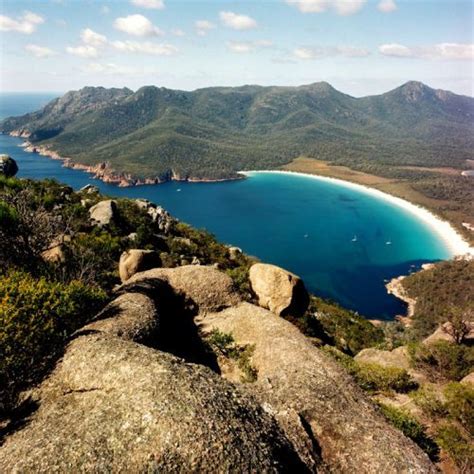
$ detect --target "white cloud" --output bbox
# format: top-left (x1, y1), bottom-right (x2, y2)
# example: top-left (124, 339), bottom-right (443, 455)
top-left (25, 44), bottom-right (56, 58)
top-left (83, 62), bottom-right (139, 75)
top-left (101, 6), bottom-right (110, 15)
top-left (66, 45), bottom-right (99, 58)
top-left (433, 43), bottom-right (474, 60)
top-left (219, 11), bottom-right (257, 30)
top-left (379, 42), bottom-right (474, 59)
top-left (294, 47), bottom-right (322, 59)
top-left (195, 20), bottom-right (215, 36)
top-left (294, 45), bottom-right (370, 59)
top-left (81, 28), bottom-right (107, 47)
top-left (227, 40), bottom-right (273, 53)
top-left (171, 28), bottom-right (185, 37)
top-left (227, 42), bottom-right (254, 53)
top-left (131, 0), bottom-right (165, 9)
top-left (378, 43), bottom-right (412, 57)
top-left (286, 0), bottom-right (367, 15)
top-left (377, 0), bottom-right (397, 13)
top-left (0, 10), bottom-right (44, 34)
top-left (114, 14), bottom-right (163, 37)
top-left (111, 40), bottom-right (178, 55)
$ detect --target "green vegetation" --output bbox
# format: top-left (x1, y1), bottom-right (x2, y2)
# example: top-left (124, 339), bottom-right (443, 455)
top-left (408, 341), bottom-right (474, 382)
top-left (2, 82), bottom-right (472, 186)
top-left (401, 260), bottom-right (474, 339)
top-left (322, 346), bottom-right (417, 394)
top-left (297, 296), bottom-right (384, 355)
top-left (444, 382), bottom-right (474, 435)
top-left (0, 271), bottom-right (107, 413)
top-left (378, 403), bottom-right (439, 460)
top-left (436, 423), bottom-right (474, 470)
top-left (205, 329), bottom-right (258, 383)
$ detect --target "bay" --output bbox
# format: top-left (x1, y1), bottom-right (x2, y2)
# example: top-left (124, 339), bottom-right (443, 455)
top-left (0, 93), bottom-right (451, 319)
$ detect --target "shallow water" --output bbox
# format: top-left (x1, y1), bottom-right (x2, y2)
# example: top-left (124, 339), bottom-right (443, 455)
top-left (0, 94), bottom-right (451, 319)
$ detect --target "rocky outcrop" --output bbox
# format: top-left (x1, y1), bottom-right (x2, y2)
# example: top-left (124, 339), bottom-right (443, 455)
top-left (423, 321), bottom-right (474, 345)
top-left (89, 199), bottom-right (117, 227)
top-left (355, 346), bottom-right (411, 371)
top-left (119, 249), bottom-right (161, 283)
top-left (122, 265), bottom-right (240, 314)
top-left (201, 302), bottom-right (436, 473)
top-left (0, 154), bottom-right (18, 177)
top-left (249, 263), bottom-right (309, 317)
top-left (0, 333), bottom-right (303, 472)
top-left (135, 199), bottom-right (175, 233)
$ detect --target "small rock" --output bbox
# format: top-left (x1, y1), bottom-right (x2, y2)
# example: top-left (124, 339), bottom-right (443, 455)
top-left (249, 263), bottom-right (309, 317)
top-left (228, 246), bottom-right (242, 260)
top-left (119, 249), bottom-right (162, 283)
top-left (89, 199), bottom-right (117, 227)
top-left (423, 321), bottom-right (474, 345)
top-left (0, 154), bottom-right (18, 177)
top-left (191, 256), bottom-right (201, 265)
top-left (41, 245), bottom-right (65, 263)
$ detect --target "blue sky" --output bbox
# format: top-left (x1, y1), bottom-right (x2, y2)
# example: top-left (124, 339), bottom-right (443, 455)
top-left (1, 0), bottom-right (472, 96)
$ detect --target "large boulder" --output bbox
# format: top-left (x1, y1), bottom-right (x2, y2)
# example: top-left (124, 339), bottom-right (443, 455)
top-left (89, 199), bottom-right (117, 226)
top-left (0, 154), bottom-right (18, 177)
top-left (249, 263), bottom-right (309, 316)
top-left (0, 333), bottom-right (305, 472)
top-left (201, 302), bottom-right (436, 473)
top-left (119, 249), bottom-right (162, 282)
top-left (355, 346), bottom-right (411, 371)
top-left (122, 265), bottom-right (240, 313)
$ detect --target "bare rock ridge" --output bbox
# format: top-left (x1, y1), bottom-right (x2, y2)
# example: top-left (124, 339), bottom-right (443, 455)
top-left (0, 264), bottom-right (436, 472)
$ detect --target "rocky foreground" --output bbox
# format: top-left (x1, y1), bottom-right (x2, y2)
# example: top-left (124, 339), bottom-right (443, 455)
top-left (0, 261), bottom-right (436, 472)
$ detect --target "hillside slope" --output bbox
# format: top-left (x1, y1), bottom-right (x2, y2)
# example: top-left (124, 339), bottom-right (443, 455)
top-left (1, 81), bottom-right (473, 182)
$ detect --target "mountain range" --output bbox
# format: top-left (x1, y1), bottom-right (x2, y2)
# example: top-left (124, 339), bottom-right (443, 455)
top-left (1, 81), bottom-right (473, 183)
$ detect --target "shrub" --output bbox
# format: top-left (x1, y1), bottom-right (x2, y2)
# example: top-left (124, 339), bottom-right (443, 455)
top-left (436, 423), bottom-right (474, 471)
top-left (408, 341), bottom-right (474, 381)
top-left (310, 296), bottom-right (383, 355)
top-left (354, 362), bottom-right (418, 394)
top-left (322, 347), bottom-right (417, 394)
top-left (205, 329), bottom-right (258, 383)
top-left (410, 387), bottom-right (447, 418)
top-left (0, 271), bottom-right (107, 413)
top-left (444, 382), bottom-right (474, 435)
top-left (378, 403), bottom-right (439, 460)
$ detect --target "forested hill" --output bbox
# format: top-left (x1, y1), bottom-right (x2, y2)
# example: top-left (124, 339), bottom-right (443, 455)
top-left (1, 81), bottom-right (473, 181)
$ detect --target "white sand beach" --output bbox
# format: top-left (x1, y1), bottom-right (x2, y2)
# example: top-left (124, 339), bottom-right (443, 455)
top-left (240, 170), bottom-right (473, 258)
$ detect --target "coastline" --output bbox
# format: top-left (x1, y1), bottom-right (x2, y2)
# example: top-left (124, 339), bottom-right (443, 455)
top-left (12, 134), bottom-right (244, 187)
top-left (240, 170), bottom-right (473, 258)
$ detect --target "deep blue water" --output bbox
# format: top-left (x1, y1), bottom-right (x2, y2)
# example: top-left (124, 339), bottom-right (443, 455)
top-left (0, 93), bottom-right (451, 319)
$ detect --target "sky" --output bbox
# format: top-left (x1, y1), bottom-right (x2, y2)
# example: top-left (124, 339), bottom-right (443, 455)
top-left (0, 0), bottom-right (473, 96)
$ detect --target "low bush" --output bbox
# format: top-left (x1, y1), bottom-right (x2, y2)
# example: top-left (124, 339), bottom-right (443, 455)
top-left (436, 423), bottom-right (474, 471)
top-left (410, 387), bottom-right (447, 418)
top-left (322, 347), bottom-right (417, 394)
top-left (205, 329), bottom-right (258, 383)
top-left (378, 403), bottom-right (439, 461)
top-left (310, 296), bottom-right (384, 355)
top-left (0, 271), bottom-right (107, 413)
top-left (444, 382), bottom-right (474, 435)
top-left (408, 341), bottom-right (474, 382)
top-left (354, 362), bottom-right (418, 394)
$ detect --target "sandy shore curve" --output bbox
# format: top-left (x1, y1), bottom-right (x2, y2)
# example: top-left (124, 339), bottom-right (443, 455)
top-left (240, 170), bottom-right (473, 258)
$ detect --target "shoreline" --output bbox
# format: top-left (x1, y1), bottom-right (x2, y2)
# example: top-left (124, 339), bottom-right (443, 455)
top-left (10, 134), bottom-right (244, 187)
top-left (240, 170), bottom-right (473, 258)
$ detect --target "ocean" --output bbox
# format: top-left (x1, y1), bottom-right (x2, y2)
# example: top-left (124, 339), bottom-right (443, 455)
top-left (0, 93), bottom-right (452, 319)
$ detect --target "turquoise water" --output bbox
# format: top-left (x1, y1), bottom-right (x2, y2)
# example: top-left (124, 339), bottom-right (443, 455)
top-left (0, 94), bottom-right (451, 319)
